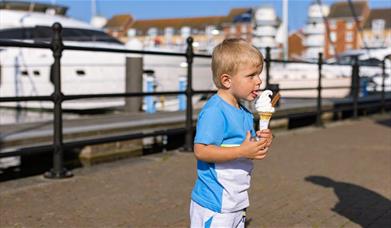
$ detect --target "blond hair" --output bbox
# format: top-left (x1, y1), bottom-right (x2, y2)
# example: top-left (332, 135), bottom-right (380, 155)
top-left (211, 38), bottom-right (264, 88)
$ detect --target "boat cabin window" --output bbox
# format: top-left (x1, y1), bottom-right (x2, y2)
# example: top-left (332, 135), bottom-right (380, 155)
top-left (0, 26), bottom-right (121, 44)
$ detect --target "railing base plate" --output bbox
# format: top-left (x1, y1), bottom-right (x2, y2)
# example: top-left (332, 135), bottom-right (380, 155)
top-left (44, 169), bottom-right (73, 179)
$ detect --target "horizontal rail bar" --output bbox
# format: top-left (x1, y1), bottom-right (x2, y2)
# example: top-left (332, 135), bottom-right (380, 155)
top-left (2, 89), bottom-right (389, 103)
top-left (0, 96), bottom-right (53, 102)
top-left (272, 100), bottom-right (391, 119)
top-left (193, 90), bottom-right (217, 94)
top-left (0, 39), bottom-right (51, 49)
top-left (63, 44), bottom-right (187, 56)
top-left (63, 91), bottom-right (186, 101)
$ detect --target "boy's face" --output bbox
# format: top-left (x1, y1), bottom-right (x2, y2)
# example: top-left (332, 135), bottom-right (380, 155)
top-left (224, 62), bottom-right (262, 101)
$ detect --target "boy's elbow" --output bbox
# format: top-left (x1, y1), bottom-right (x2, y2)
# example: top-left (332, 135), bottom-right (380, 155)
top-left (193, 144), bottom-right (205, 160)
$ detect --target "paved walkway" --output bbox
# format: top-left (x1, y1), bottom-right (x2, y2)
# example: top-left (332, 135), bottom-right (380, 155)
top-left (1, 114), bottom-right (390, 228)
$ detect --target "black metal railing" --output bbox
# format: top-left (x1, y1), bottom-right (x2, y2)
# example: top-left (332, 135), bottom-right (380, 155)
top-left (0, 23), bottom-right (389, 178)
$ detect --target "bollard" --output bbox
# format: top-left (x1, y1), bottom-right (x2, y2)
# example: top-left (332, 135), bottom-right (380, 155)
top-left (178, 75), bottom-right (187, 111)
top-left (144, 71), bottom-right (156, 113)
top-left (44, 22), bottom-right (72, 179)
top-left (125, 57), bottom-right (143, 113)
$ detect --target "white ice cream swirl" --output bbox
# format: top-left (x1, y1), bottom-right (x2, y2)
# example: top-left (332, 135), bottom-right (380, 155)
top-left (255, 90), bottom-right (275, 113)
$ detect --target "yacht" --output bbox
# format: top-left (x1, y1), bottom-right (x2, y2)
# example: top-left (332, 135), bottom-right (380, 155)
top-left (0, 1), bottom-right (129, 110)
top-left (0, 1), bottom-right (214, 111)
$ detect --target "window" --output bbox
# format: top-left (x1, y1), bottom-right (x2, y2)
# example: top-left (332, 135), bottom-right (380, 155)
top-left (372, 19), bottom-right (385, 34)
top-left (0, 26), bottom-right (122, 44)
top-left (147, 27), bottom-right (158, 37)
top-left (346, 21), bottom-right (354, 29)
top-left (330, 32), bottom-right (336, 42)
top-left (329, 20), bottom-right (336, 29)
top-left (346, 32), bottom-right (354, 42)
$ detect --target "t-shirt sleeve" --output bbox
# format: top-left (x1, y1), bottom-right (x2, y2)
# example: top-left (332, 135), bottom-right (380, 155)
top-left (194, 108), bottom-right (225, 146)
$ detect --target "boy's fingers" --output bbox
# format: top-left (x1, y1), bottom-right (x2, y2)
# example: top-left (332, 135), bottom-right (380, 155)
top-left (254, 154), bottom-right (267, 160)
top-left (261, 129), bottom-right (271, 133)
top-left (260, 131), bottom-right (272, 137)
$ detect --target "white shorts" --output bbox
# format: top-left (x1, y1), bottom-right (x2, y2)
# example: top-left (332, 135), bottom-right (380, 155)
top-left (190, 200), bottom-right (246, 228)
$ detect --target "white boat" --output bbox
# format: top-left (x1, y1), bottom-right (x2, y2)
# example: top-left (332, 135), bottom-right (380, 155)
top-left (266, 49), bottom-right (390, 98)
top-left (0, 1), bottom-right (214, 112)
top-left (0, 2), bottom-right (128, 110)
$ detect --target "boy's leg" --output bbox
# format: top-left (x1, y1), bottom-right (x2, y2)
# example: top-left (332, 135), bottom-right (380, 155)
top-left (211, 210), bottom-right (244, 228)
top-left (190, 200), bottom-right (215, 228)
top-left (190, 200), bottom-right (245, 228)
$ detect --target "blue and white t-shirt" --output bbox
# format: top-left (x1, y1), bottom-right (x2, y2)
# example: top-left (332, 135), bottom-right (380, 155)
top-left (192, 94), bottom-right (255, 213)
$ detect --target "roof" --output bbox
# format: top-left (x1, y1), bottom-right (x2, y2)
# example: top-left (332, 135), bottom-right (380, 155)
top-left (0, 0), bottom-right (67, 15)
top-left (363, 8), bottom-right (391, 29)
top-left (105, 14), bottom-right (134, 30)
top-left (328, 0), bottom-right (368, 19)
top-left (131, 16), bottom-right (226, 33)
top-left (106, 7), bottom-right (252, 34)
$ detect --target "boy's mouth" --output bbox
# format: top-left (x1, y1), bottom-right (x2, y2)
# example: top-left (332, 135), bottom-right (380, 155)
top-left (250, 90), bottom-right (259, 98)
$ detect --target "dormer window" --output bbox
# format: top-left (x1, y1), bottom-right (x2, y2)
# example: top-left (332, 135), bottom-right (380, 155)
top-left (372, 19), bottom-right (385, 34)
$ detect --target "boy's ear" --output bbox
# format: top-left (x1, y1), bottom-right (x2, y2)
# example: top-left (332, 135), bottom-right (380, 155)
top-left (220, 74), bottom-right (231, 89)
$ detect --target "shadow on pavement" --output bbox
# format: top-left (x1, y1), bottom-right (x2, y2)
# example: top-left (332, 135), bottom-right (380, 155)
top-left (376, 118), bottom-right (391, 128)
top-left (305, 176), bottom-right (391, 227)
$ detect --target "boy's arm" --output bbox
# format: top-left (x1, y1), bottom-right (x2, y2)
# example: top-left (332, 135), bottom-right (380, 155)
top-left (194, 131), bottom-right (269, 163)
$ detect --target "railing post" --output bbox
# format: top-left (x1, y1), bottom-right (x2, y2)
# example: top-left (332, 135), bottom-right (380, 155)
top-left (352, 56), bottom-right (360, 119)
top-left (44, 23), bottom-right (73, 179)
top-left (381, 58), bottom-right (386, 113)
top-left (265, 47), bottom-right (271, 88)
top-left (316, 52), bottom-right (323, 127)
top-left (184, 37), bottom-right (194, 152)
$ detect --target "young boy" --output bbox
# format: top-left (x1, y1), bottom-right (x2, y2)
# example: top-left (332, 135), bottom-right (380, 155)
top-left (190, 38), bottom-right (273, 228)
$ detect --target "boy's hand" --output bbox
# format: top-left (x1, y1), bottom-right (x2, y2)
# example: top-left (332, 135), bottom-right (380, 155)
top-left (240, 131), bottom-right (269, 160)
top-left (256, 129), bottom-right (273, 147)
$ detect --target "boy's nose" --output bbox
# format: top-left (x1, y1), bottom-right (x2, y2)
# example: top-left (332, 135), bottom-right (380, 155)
top-left (256, 76), bottom-right (262, 85)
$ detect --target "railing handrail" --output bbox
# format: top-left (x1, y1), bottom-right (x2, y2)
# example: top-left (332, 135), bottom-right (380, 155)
top-left (0, 39), bottom-right (384, 67)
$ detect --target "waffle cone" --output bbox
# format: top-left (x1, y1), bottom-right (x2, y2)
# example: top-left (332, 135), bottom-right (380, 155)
top-left (259, 112), bottom-right (273, 121)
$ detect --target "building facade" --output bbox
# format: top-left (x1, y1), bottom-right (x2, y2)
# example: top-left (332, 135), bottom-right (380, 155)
top-left (105, 7), bottom-right (283, 55)
top-left (325, 0), bottom-right (370, 59)
top-left (362, 8), bottom-right (391, 49)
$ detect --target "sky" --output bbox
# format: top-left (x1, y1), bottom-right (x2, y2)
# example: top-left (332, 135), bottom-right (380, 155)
top-left (37, 0), bottom-right (391, 32)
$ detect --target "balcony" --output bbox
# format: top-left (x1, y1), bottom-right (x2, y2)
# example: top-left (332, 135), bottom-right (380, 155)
top-left (303, 24), bottom-right (325, 35)
top-left (253, 26), bottom-right (277, 37)
top-left (255, 19), bottom-right (279, 27)
top-left (252, 37), bottom-right (278, 48)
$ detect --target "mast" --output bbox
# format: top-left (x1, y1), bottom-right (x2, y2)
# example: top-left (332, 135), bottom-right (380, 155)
top-left (282, 0), bottom-right (288, 60)
top-left (91, 0), bottom-right (96, 19)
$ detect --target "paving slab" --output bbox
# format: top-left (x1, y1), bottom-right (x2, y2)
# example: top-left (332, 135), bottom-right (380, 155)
top-left (0, 114), bottom-right (390, 228)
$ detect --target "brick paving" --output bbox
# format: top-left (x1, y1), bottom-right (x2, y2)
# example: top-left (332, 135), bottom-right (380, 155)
top-left (0, 114), bottom-right (390, 228)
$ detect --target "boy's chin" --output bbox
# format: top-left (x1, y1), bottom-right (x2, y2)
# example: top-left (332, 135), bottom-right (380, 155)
top-left (245, 96), bottom-right (256, 101)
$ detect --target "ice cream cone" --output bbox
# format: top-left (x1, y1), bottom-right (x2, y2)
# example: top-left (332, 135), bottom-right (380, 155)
top-left (259, 112), bottom-right (273, 130)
